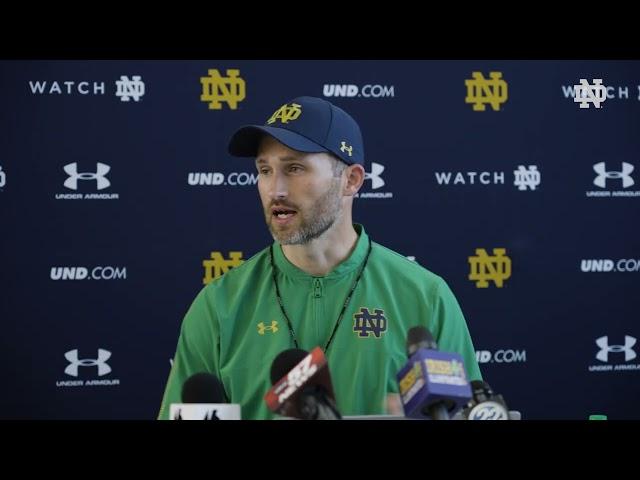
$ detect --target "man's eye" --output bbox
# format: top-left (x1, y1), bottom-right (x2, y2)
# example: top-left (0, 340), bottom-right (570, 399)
top-left (289, 165), bottom-right (303, 172)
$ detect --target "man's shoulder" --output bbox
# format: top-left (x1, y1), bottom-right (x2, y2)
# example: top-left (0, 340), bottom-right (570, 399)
top-left (371, 241), bottom-right (444, 287)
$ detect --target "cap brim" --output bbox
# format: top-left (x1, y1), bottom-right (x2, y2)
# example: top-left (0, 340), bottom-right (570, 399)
top-left (228, 125), bottom-right (329, 157)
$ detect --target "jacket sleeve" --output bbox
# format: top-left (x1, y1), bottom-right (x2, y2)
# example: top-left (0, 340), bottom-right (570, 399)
top-left (429, 277), bottom-right (483, 382)
top-left (157, 286), bottom-right (221, 420)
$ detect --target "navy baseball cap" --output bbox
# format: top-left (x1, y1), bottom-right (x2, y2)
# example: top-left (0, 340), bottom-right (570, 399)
top-left (228, 96), bottom-right (364, 166)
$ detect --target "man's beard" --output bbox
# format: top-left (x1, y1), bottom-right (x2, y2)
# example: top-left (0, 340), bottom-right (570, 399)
top-left (266, 180), bottom-right (343, 245)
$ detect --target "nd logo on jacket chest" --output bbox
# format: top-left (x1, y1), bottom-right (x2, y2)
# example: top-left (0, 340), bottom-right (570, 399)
top-left (353, 308), bottom-right (388, 338)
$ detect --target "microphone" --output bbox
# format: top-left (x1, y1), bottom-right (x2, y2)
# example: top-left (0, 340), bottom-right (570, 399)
top-left (264, 347), bottom-right (342, 420)
top-left (460, 380), bottom-right (510, 420)
top-left (170, 372), bottom-right (241, 420)
top-left (182, 372), bottom-right (227, 403)
top-left (396, 326), bottom-right (472, 420)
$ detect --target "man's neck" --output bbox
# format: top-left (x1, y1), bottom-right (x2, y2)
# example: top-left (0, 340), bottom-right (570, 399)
top-left (281, 222), bottom-right (359, 276)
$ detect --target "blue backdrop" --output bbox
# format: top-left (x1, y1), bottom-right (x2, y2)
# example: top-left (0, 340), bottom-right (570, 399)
top-left (1, 60), bottom-right (638, 419)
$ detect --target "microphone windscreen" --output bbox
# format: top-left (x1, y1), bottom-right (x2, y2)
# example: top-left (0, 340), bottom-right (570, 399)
top-left (270, 348), bottom-right (309, 385)
top-left (406, 326), bottom-right (438, 355)
top-left (181, 372), bottom-right (227, 403)
top-left (470, 379), bottom-right (494, 401)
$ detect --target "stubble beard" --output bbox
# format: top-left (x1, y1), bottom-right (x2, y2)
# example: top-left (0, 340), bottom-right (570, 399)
top-left (266, 180), bottom-right (343, 245)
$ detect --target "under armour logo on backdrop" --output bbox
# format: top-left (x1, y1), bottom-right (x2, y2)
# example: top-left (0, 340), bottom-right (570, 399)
top-left (64, 349), bottom-right (112, 377)
top-left (596, 336), bottom-right (637, 363)
top-left (364, 162), bottom-right (386, 190)
top-left (593, 162), bottom-right (634, 189)
top-left (63, 163), bottom-right (111, 191)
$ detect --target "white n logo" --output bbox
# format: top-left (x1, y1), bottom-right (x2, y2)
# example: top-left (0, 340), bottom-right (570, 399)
top-left (115, 75), bottom-right (145, 102)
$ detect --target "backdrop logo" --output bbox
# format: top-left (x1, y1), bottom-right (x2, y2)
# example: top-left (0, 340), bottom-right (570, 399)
top-left (513, 165), bottom-right (541, 190)
top-left (476, 349), bottom-right (527, 364)
top-left (64, 162), bottom-right (110, 190)
top-left (597, 336), bottom-right (636, 362)
top-left (57, 348), bottom-right (121, 387)
top-left (29, 80), bottom-right (106, 95)
top-left (203, 251), bottom-right (244, 284)
top-left (581, 259), bottom-right (640, 273)
top-left (50, 266), bottom-right (127, 281)
top-left (188, 172), bottom-right (258, 187)
top-left (562, 82), bottom-right (640, 103)
top-left (436, 170), bottom-right (505, 186)
top-left (56, 163), bottom-right (119, 200)
top-left (573, 79), bottom-right (607, 109)
top-left (464, 72), bottom-right (508, 111)
top-left (322, 84), bottom-right (395, 98)
top-left (365, 162), bottom-right (385, 189)
top-left (356, 162), bottom-right (393, 199)
top-left (28, 76), bottom-right (144, 100)
top-left (594, 161), bottom-right (634, 188)
top-left (434, 166), bottom-right (541, 191)
top-left (468, 248), bottom-right (511, 288)
top-left (200, 69), bottom-right (245, 110)
top-left (587, 162), bottom-right (639, 198)
top-left (65, 349), bottom-right (111, 377)
top-left (589, 335), bottom-right (640, 373)
top-left (115, 75), bottom-right (145, 102)
top-left (0, 165), bottom-right (5, 190)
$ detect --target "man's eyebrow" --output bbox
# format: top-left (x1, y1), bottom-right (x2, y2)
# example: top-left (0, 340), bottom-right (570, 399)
top-left (255, 155), bottom-right (304, 165)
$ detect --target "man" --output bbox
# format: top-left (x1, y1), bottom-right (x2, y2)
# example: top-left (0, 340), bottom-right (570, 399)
top-left (158, 96), bottom-right (481, 419)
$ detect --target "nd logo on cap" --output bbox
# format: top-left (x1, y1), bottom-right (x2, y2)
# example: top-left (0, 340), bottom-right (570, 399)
top-left (228, 96), bottom-right (365, 167)
top-left (267, 103), bottom-right (302, 125)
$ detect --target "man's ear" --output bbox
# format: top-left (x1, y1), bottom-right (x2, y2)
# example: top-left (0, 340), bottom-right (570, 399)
top-left (344, 164), bottom-right (365, 196)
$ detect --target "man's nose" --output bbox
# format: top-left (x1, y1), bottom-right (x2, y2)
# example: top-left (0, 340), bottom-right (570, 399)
top-left (269, 171), bottom-right (288, 200)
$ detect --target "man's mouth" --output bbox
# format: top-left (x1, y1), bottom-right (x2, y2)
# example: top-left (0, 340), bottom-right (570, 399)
top-left (271, 207), bottom-right (297, 219)
top-left (271, 207), bottom-right (298, 224)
